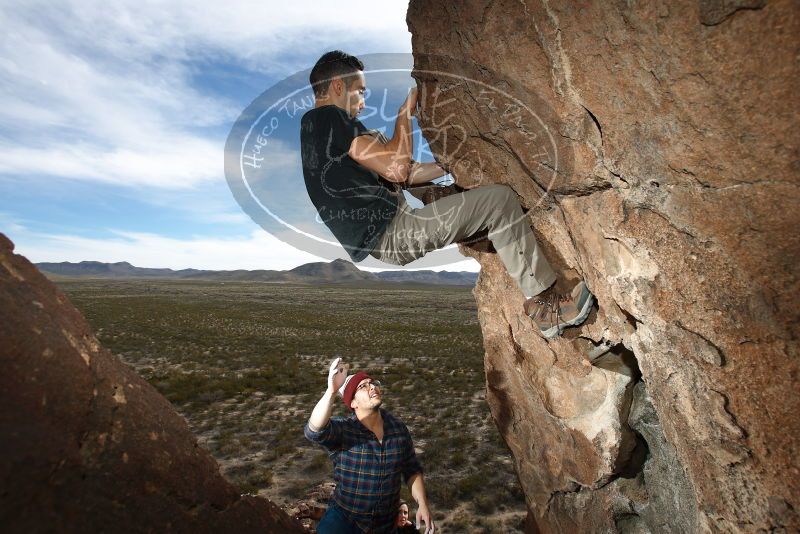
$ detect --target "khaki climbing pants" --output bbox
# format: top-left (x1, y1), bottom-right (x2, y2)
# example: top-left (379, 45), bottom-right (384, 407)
top-left (368, 183), bottom-right (558, 297)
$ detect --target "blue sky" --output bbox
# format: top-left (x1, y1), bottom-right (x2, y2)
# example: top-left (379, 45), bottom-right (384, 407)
top-left (0, 0), bottom-right (479, 272)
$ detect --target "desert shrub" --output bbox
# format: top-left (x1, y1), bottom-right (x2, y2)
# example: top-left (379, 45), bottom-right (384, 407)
top-left (447, 449), bottom-right (466, 469)
top-left (224, 462), bottom-right (271, 494)
top-left (448, 432), bottom-right (472, 450)
top-left (197, 389), bottom-right (226, 403)
top-left (217, 440), bottom-right (243, 457)
top-left (425, 477), bottom-right (457, 509)
top-left (251, 467), bottom-right (274, 487)
top-left (284, 480), bottom-right (311, 500)
top-left (455, 472), bottom-right (485, 501)
top-left (474, 493), bottom-right (497, 515)
top-left (474, 445), bottom-right (493, 465)
top-left (270, 442), bottom-right (297, 459)
top-left (445, 516), bottom-right (471, 532)
top-left (304, 451), bottom-right (330, 473)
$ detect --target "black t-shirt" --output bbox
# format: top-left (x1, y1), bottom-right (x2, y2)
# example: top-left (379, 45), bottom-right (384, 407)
top-left (300, 105), bottom-right (400, 262)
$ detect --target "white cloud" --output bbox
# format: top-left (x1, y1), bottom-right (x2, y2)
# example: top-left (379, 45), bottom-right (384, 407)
top-left (0, 14), bottom-right (232, 188)
top-left (0, 211), bottom-right (27, 234)
top-left (0, 1), bottom-right (411, 188)
top-left (0, 136), bottom-right (297, 191)
top-left (0, 138), bottom-right (222, 189)
top-left (29, 0), bottom-right (413, 70)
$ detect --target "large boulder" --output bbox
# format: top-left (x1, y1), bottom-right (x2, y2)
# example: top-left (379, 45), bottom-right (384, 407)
top-left (407, 1), bottom-right (799, 532)
top-left (0, 233), bottom-right (304, 533)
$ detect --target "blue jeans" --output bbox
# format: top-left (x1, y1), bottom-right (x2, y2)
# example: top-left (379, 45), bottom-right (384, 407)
top-left (316, 503), bottom-right (363, 534)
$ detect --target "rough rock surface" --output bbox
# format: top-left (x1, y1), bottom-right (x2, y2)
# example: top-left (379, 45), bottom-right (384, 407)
top-left (0, 233), bottom-right (304, 533)
top-left (407, 1), bottom-right (799, 532)
top-left (287, 482), bottom-right (335, 532)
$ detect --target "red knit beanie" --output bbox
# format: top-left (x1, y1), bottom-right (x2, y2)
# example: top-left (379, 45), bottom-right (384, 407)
top-left (341, 371), bottom-right (371, 410)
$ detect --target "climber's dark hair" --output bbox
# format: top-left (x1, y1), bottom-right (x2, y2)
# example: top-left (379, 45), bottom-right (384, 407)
top-left (309, 51), bottom-right (365, 98)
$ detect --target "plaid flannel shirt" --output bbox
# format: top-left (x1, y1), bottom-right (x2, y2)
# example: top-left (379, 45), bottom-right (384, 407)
top-left (304, 409), bottom-right (423, 533)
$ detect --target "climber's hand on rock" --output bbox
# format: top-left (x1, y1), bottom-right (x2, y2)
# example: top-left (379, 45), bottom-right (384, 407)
top-left (401, 86), bottom-right (419, 118)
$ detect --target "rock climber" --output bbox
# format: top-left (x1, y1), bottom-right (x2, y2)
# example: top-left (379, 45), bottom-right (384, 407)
top-left (300, 50), bottom-right (594, 338)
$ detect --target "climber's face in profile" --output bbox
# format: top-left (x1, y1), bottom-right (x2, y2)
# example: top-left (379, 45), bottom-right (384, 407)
top-left (339, 70), bottom-right (366, 119)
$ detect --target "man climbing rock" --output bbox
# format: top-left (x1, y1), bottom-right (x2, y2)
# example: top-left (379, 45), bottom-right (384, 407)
top-left (300, 50), bottom-right (594, 338)
top-left (305, 358), bottom-right (434, 534)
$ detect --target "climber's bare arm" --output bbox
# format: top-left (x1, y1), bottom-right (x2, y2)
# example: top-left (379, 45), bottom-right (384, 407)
top-left (349, 88), bottom-right (416, 183)
top-left (406, 161), bottom-right (449, 185)
top-left (352, 107), bottom-right (446, 185)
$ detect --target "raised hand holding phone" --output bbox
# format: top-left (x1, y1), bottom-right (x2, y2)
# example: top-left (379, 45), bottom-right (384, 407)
top-left (328, 357), bottom-right (348, 394)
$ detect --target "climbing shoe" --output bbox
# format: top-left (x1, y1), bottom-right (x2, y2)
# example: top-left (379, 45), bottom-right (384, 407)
top-left (524, 280), bottom-right (595, 339)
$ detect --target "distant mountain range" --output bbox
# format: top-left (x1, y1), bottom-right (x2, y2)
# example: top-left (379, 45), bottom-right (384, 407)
top-left (35, 259), bottom-right (479, 286)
